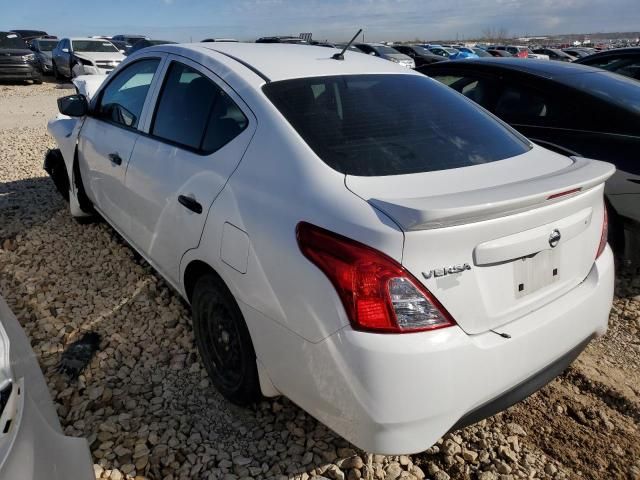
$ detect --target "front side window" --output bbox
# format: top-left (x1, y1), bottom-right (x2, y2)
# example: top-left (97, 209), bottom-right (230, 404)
top-left (264, 74), bottom-right (531, 176)
top-left (151, 62), bottom-right (248, 153)
top-left (97, 58), bottom-right (160, 129)
top-left (35, 40), bottom-right (57, 52)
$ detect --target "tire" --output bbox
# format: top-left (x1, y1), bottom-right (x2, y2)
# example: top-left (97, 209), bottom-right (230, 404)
top-left (44, 149), bottom-right (70, 201)
top-left (192, 273), bottom-right (261, 405)
top-left (32, 76), bottom-right (43, 85)
top-left (53, 61), bottom-right (62, 80)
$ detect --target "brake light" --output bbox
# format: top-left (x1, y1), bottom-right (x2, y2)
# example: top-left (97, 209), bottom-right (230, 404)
top-left (596, 205), bottom-right (608, 259)
top-left (296, 222), bottom-right (455, 333)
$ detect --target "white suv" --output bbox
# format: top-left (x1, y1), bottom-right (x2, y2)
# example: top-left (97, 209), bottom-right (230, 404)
top-left (46, 43), bottom-right (615, 454)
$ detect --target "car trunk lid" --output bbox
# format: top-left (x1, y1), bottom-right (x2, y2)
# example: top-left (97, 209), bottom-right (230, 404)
top-left (346, 148), bottom-right (615, 334)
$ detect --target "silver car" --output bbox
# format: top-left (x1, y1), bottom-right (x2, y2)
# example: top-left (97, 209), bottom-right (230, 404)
top-left (0, 295), bottom-right (93, 479)
top-left (354, 42), bottom-right (416, 68)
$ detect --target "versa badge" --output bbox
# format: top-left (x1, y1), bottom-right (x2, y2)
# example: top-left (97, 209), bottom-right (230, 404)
top-left (422, 263), bottom-right (472, 280)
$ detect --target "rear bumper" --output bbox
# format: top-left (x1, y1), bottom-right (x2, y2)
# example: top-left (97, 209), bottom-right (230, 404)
top-left (248, 245), bottom-right (614, 454)
top-left (0, 296), bottom-right (93, 479)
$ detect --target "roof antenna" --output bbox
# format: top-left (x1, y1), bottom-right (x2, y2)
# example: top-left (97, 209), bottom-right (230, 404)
top-left (332, 29), bottom-right (362, 60)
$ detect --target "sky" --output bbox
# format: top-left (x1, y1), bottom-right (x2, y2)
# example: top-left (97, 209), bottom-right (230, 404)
top-left (3, 0), bottom-right (640, 42)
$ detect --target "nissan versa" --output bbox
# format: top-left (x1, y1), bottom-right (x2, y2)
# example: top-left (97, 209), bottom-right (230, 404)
top-left (45, 43), bottom-right (615, 454)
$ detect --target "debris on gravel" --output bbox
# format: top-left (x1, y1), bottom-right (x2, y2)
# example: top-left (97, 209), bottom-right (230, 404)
top-left (1, 82), bottom-right (638, 480)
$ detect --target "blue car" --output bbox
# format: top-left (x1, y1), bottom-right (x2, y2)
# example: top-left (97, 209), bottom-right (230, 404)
top-left (454, 46), bottom-right (480, 59)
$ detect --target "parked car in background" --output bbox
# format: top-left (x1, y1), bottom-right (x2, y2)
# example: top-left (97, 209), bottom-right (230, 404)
top-left (111, 34), bottom-right (148, 46)
top-left (533, 48), bottom-right (574, 62)
top-left (30, 37), bottom-right (58, 75)
top-left (354, 43), bottom-right (415, 68)
top-left (472, 47), bottom-right (492, 57)
top-left (52, 38), bottom-right (125, 79)
top-left (391, 45), bottom-right (447, 67)
top-left (47, 43), bottom-right (614, 455)
top-left (0, 31), bottom-right (42, 84)
top-left (455, 47), bottom-right (480, 59)
top-left (0, 296), bottom-right (94, 479)
top-left (201, 38), bottom-right (239, 43)
top-left (426, 45), bottom-right (461, 59)
top-left (256, 36), bottom-right (306, 44)
top-left (575, 47), bottom-right (640, 80)
top-left (496, 45), bottom-right (529, 58)
top-left (109, 40), bottom-right (129, 53)
top-left (487, 49), bottom-right (513, 57)
top-left (563, 48), bottom-right (592, 59)
top-left (126, 39), bottom-right (177, 56)
top-left (421, 58), bottom-right (640, 265)
top-left (10, 29), bottom-right (48, 43)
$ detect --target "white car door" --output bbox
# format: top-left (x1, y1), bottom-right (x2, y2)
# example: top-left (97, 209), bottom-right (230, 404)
top-left (122, 56), bottom-right (256, 284)
top-left (78, 57), bottom-right (165, 231)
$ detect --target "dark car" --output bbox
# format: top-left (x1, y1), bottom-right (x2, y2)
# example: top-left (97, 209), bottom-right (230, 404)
top-left (419, 58), bottom-right (640, 265)
top-left (575, 47), bottom-right (640, 81)
top-left (256, 36), bottom-right (306, 44)
top-left (10, 29), bottom-right (48, 42)
top-left (0, 31), bottom-right (42, 84)
top-left (487, 49), bottom-right (512, 57)
top-left (126, 39), bottom-right (177, 56)
top-left (391, 45), bottom-right (448, 67)
top-left (563, 48), bottom-right (592, 59)
top-left (111, 34), bottom-right (148, 45)
top-left (29, 38), bottom-right (58, 74)
top-left (533, 48), bottom-right (574, 62)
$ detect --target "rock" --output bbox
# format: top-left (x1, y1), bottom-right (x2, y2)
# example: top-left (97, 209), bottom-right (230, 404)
top-left (340, 456), bottom-right (364, 470)
top-left (477, 472), bottom-right (498, 480)
top-left (347, 469), bottom-right (362, 480)
top-left (433, 472), bottom-right (450, 480)
top-left (110, 470), bottom-right (123, 480)
top-left (496, 462), bottom-right (512, 475)
top-left (409, 465), bottom-right (425, 479)
top-left (462, 449), bottom-right (478, 462)
top-left (544, 463), bottom-right (558, 475)
top-left (506, 423), bottom-right (527, 436)
top-left (399, 455), bottom-right (411, 466)
top-left (384, 462), bottom-right (403, 480)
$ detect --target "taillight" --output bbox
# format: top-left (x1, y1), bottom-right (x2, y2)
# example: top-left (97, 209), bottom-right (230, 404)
top-left (296, 222), bottom-right (455, 333)
top-left (596, 205), bottom-right (608, 259)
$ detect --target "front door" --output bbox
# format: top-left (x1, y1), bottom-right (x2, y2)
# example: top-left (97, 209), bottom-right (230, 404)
top-left (122, 56), bottom-right (256, 284)
top-left (78, 57), bottom-right (163, 230)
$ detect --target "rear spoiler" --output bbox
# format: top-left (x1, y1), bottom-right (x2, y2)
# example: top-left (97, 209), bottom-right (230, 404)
top-left (369, 158), bottom-right (615, 231)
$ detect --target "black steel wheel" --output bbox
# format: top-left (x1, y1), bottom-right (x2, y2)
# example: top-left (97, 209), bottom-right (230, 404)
top-left (192, 273), bottom-right (261, 405)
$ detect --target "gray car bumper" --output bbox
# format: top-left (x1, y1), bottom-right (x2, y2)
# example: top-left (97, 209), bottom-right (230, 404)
top-left (0, 296), bottom-right (93, 479)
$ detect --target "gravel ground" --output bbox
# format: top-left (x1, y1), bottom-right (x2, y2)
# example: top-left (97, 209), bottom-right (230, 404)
top-left (0, 81), bottom-right (638, 480)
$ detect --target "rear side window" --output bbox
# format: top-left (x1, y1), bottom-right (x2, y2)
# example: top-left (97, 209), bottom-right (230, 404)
top-left (151, 62), bottom-right (248, 153)
top-left (97, 58), bottom-right (160, 129)
top-left (263, 74), bottom-right (531, 176)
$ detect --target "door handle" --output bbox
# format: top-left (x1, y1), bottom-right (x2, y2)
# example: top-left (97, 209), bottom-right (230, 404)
top-left (108, 153), bottom-right (122, 165)
top-left (178, 195), bottom-right (203, 214)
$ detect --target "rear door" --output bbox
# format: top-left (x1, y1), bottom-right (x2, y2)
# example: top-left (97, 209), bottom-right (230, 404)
top-left (121, 56), bottom-right (256, 284)
top-left (78, 57), bottom-right (164, 230)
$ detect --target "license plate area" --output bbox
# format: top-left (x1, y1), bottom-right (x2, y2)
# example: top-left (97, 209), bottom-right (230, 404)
top-left (514, 249), bottom-right (560, 298)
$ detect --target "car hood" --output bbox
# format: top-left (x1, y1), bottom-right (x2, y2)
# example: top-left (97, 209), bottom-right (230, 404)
top-left (74, 52), bottom-right (124, 62)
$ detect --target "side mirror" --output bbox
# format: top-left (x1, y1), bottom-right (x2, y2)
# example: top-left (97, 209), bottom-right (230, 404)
top-left (119, 49), bottom-right (125, 54)
top-left (57, 94), bottom-right (89, 117)
top-left (369, 51), bottom-right (376, 56)
top-left (62, 48), bottom-right (69, 53)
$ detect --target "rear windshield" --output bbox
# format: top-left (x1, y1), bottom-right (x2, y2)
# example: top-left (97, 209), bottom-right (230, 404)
top-left (263, 74), bottom-right (531, 176)
top-left (0, 32), bottom-right (27, 49)
top-left (72, 40), bottom-right (119, 53)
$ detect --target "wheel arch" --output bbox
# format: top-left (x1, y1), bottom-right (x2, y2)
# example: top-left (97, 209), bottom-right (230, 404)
top-left (183, 260), bottom-right (223, 304)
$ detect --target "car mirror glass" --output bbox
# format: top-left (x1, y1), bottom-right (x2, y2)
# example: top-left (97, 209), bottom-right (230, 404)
top-left (57, 94), bottom-right (89, 117)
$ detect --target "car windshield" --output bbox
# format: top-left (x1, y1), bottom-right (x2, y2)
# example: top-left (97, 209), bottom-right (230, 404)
top-left (373, 45), bottom-right (401, 54)
top-left (0, 32), bottom-right (27, 49)
top-left (72, 40), bottom-right (119, 52)
top-left (559, 71), bottom-right (640, 114)
top-left (263, 74), bottom-right (531, 176)
top-left (473, 48), bottom-right (491, 57)
top-left (443, 48), bottom-right (459, 55)
top-left (36, 40), bottom-right (58, 51)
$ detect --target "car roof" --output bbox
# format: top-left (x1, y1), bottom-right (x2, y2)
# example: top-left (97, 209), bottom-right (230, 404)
top-left (164, 43), bottom-right (415, 82)
top-left (435, 57), bottom-right (605, 78)
top-left (68, 37), bottom-right (115, 42)
top-left (580, 47), bottom-right (640, 57)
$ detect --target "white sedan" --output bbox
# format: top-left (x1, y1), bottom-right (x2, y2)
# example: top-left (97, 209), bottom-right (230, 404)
top-left (46, 43), bottom-right (615, 454)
